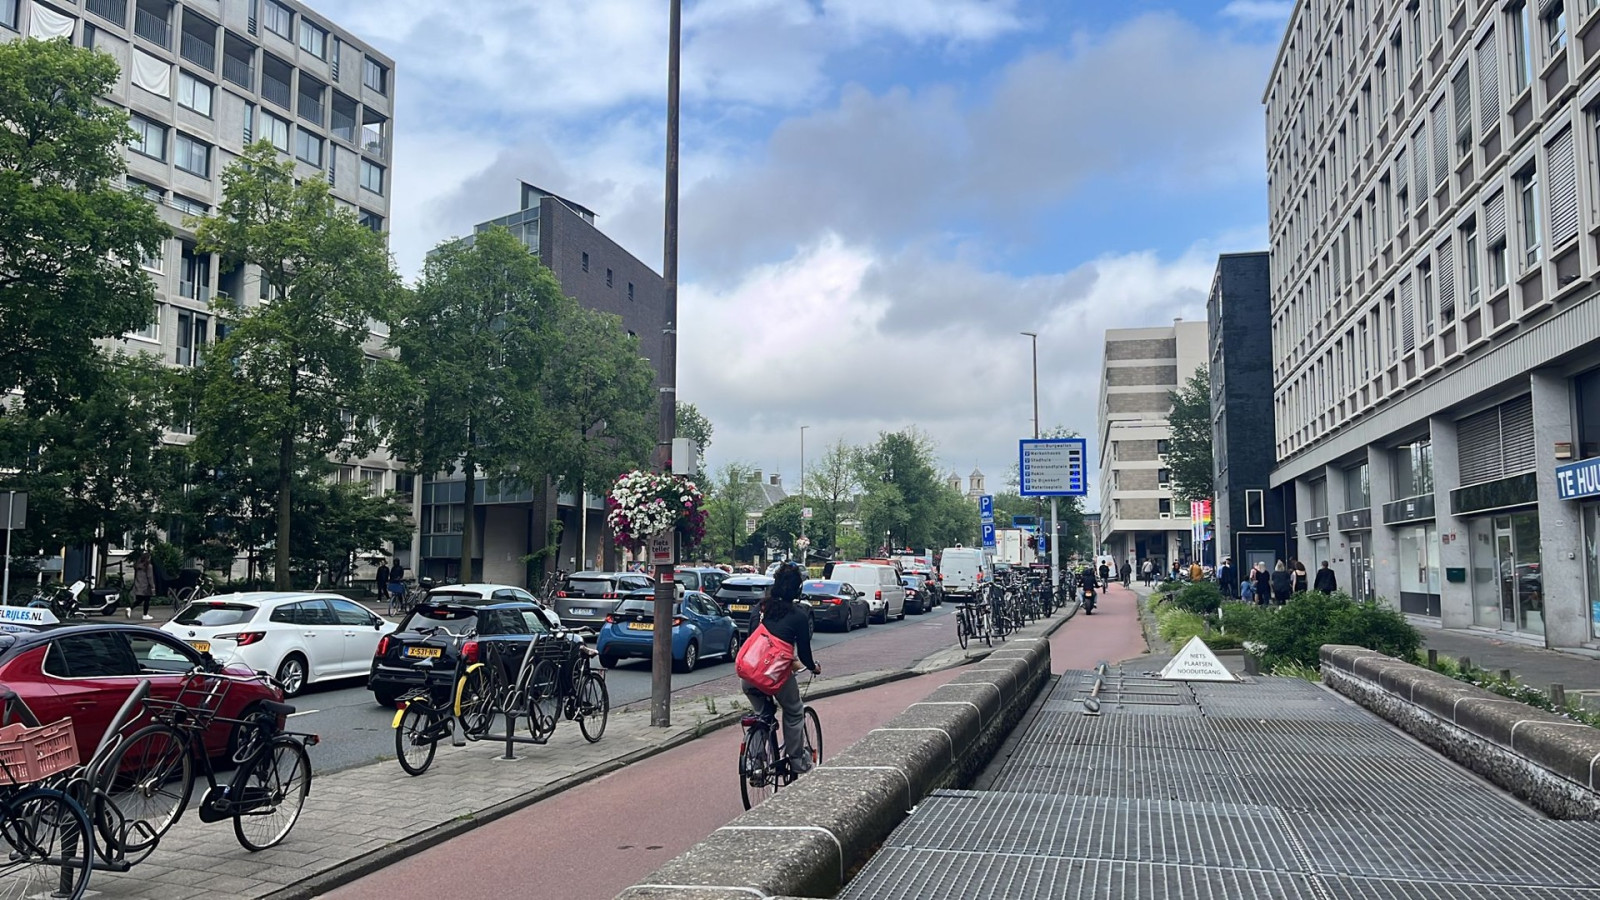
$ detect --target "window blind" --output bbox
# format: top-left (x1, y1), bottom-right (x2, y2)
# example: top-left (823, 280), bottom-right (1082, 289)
top-left (1547, 125), bottom-right (1579, 248)
top-left (1432, 98), bottom-right (1449, 186)
top-left (1452, 66), bottom-right (1472, 143)
top-left (1437, 238), bottom-right (1455, 319)
top-left (1400, 275), bottom-right (1417, 351)
top-left (1500, 394), bottom-right (1536, 473)
top-left (1485, 189), bottom-right (1507, 246)
top-left (1476, 29), bottom-right (1500, 132)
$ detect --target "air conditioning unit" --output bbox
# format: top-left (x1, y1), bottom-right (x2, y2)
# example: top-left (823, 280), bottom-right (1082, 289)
top-left (1159, 513), bottom-right (1173, 520)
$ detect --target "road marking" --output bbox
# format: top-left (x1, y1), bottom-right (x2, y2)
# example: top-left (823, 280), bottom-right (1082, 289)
top-left (288, 710), bottom-right (318, 718)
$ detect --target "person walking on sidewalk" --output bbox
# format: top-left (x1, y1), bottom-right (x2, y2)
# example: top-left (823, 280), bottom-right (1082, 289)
top-left (132, 550), bottom-right (156, 620)
top-left (375, 560), bottom-right (390, 600)
top-left (1271, 560), bottom-right (1294, 604)
top-left (1292, 560), bottom-right (1309, 595)
top-left (1119, 559), bottom-right (1132, 588)
top-left (1251, 562), bottom-right (1272, 606)
top-left (1313, 561), bottom-right (1338, 594)
top-left (1217, 557), bottom-right (1236, 599)
top-left (742, 562), bottom-right (821, 780)
top-left (1141, 559), bottom-right (1153, 586)
top-left (1098, 561), bottom-right (1110, 590)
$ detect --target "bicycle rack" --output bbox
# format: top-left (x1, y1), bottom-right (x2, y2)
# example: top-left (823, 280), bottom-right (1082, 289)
top-left (461, 639), bottom-right (570, 760)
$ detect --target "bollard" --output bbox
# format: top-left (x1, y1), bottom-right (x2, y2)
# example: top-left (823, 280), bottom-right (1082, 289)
top-left (1427, 649), bottom-right (1437, 667)
top-left (1460, 656), bottom-right (1471, 673)
top-left (1243, 652), bottom-right (1261, 677)
top-left (1500, 669), bottom-right (1513, 683)
top-left (1551, 684), bottom-right (1567, 708)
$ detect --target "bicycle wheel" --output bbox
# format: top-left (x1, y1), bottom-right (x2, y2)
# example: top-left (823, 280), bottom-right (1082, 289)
top-left (956, 611), bottom-right (969, 649)
top-left (95, 725), bottom-right (193, 855)
top-left (523, 659), bottom-right (560, 742)
top-left (231, 736), bottom-right (311, 851)
top-left (801, 707), bottom-right (823, 767)
top-left (0, 787), bottom-right (92, 900)
top-left (576, 672), bottom-right (609, 743)
top-left (394, 703), bottom-right (438, 776)
top-left (455, 666), bottom-right (494, 737)
top-left (739, 725), bottom-right (776, 811)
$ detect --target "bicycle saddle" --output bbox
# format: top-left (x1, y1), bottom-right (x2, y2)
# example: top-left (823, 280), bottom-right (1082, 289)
top-left (259, 700), bottom-right (296, 717)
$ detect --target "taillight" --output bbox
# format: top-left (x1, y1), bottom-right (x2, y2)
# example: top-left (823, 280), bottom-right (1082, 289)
top-left (556, 590), bottom-right (567, 598)
top-left (826, 597), bottom-right (842, 605)
top-left (220, 631), bottom-right (266, 646)
top-left (604, 614), bottom-right (616, 624)
top-left (602, 592), bottom-right (617, 600)
top-left (672, 616), bottom-right (684, 627)
top-left (875, 590), bottom-right (883, 601)
top-left (462, 640), bottom-right (479, 662)
top-left (376, 636), bottom-right (392, 657)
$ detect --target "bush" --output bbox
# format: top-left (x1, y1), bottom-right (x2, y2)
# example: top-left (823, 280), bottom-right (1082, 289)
top-left (1169, 582), bottom-right (1224, 615)
top-left (1212, 601), bottom-right (1273, 640)
top-left (1156, 607), bottom-right (1207, 645)
top-left (1251, 591), bottom-right (1420, 669)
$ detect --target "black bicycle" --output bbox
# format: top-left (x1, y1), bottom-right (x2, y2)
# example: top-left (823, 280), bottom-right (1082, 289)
top-left (738, 676), bottom-right (821, 810)
top-left (0, 691), bottom-right (92, 900)
top-left (393, 624), bottom-right (482, 776)
top-left (955, 598), bottom-right (991, 649)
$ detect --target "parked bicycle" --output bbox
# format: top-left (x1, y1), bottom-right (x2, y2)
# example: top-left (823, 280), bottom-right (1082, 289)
top-left (737, 675), bottom-right (821, 810)
top-left (392, 624), bottom-right (481, 775)
top-left (955, 597), bottom-right (991, 650)
top-left (0, 691), bottom-right (92, 900)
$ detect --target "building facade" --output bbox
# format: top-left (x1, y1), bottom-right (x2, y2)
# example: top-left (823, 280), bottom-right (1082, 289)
top-left (1265, 0), bottom-right (1600, 648)
top-left (1097, 320), bottom-right (1209, 573)
top-left (1207, 252), bottom-right (1291, 578)
top-left (417, 183), bottom-right (670, 584)
top-left (4, 0), bottom-right (401, 578)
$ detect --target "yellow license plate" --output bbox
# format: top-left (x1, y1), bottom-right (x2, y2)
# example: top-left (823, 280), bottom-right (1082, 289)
top-left (406, 646), bottom-right (442, 659)
top-left (729, 604), bottom-right (750, 612)
top-left (627, 621), bottom-right (653, 631)
top-left (187, 640), bottom-right (211, 653)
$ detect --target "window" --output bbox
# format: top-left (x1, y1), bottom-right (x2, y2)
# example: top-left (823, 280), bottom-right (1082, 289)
top-left (1395, 439), bottom-right (1435, 497)
top-left (627, 282), bottom-right (634, 301)
top-left (176, 309), bottom-right (208, 367)
top-left (1, 0), bottom-right (16, 31)
top-left (263, 0), bottom-right (292, 37)
top-left (358, 209), bottom-right (383, 233)
top-left (581, 252), bottom-right (590, 272)
top-left (128, 634), bottom-right (200, 674)
top-left (1544, 0), bottom-right (1567, 54)
top-left (1463, 221), bottom-right (1481, 308)
top-left (129, 114), bottom-right (166, 160)
top-left (1245, 489), bottom-right (1266, 528)
top-left (171, 194), bottom-right (207, 216)
top-left (1511, 1), bottom-right (1533, 94)
top-left (174, 133), bottom-right (210, 177)
top-left (82, 22), bottom-right (97, 48)
top-left (1409, 1), bottom-right (1423, 63)
top-left (1452, 66), bottom-right (1472, 159)
top-left (44, 633), bottom-right (137, 679)
top-left (177, 71), bottom-right (212, 117)
top-left (140, 240), bottom-right (163, 273)
top-left (359, 159), bottom-right (383, 194)
top-left (362, 56), bottom-right (387, 94)
top-left (606, 268), bottom-right (614, 288)
top-left (132, 302), bottom-right (160, 341)
top-left (1419, 260), bottom-right (1434, 337)
top-left (1519, 168), bottom-right (1541, 267)
top-left (1577, 367), bottom-right (1600, 458)
top-left (299, 19), bottom-right (326, 58)
top-left (1156, 439), bottom-right (1171, 456)
top-left (1158, 468), bottom-right (1171, 486)
top-left (262, 111), bottom-right (290, 153)
top-left (296, 129), bottom-right (323, 167)
top-left (243, 102), bottom-right (255, 143)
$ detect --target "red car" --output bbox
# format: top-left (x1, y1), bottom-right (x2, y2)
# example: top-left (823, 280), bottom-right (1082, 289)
top-left (0, 622), bottom-right (283, 759)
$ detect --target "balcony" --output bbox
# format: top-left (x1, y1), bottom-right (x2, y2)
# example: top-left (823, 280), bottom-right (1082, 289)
top-left (134, 2), bottom-right (171, 49)
top-left (180, 17), bottom-right (216, 70)
top-left (330, 95), bottom-right (357, 142)
top-left (223, 53), bottom-right (253, 89)
top-left (298, 85), bottom-right (325, 126)
top-left (262, 74), bottom-right (291, 109)
top-left (86, 0), bottom-right (127, 27)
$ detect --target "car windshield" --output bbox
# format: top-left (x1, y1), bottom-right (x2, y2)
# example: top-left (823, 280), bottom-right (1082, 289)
top-left (901, 576), bottom-right (923, 588)
top-left (803, 581), bottom-right (845, 595)
top-left (401, 604), bottom-right (537, 635)
top-left (566, 578), bottom-right (615, 594)
top-left (172, 603), bottom-right (257, 627)
top-left (674, 571), bottom-right (700, 589)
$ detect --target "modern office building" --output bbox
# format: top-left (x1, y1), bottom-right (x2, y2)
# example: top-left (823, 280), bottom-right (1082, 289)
top-left (4, 0), bottom-right (401, 576)
top-left (416, 182), bottom-right (670, 583)
top-left (1207, 252), bottom-right (1291, 578)
top-left (1265, 0), bottom-right (1600, 648)
top-left (1097, 320), bottom-right (1209, 573)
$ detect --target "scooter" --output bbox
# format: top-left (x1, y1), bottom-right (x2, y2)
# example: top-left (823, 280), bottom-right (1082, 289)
top-left (1081, 583), bottom-right (1097, 615)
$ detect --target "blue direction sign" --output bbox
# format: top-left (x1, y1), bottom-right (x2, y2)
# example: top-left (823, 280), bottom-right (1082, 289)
top-left (981, 522), bottom-right (996, 548)
top-left (979, 494), bottom-right (994, 523)
top-left (1019, 438), bottom-right (1088, 497)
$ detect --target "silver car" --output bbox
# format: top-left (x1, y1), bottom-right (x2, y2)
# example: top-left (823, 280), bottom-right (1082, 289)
top-left (554, 571), bottom-right (655, 629)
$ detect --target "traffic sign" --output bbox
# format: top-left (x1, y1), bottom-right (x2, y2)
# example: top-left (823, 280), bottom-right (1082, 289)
top-left (978, 494), bottom-right (993, 523)
top-left (801, 507), bottom-right (813, 519)
top-left (980, 522), bottom-right (996, 548)
top-left (1019, 438), bottom-right (1087, 497)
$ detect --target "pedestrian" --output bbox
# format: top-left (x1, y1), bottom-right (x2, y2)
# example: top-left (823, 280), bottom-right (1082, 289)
top-left (375, 559), bottom-right (390, 600)
top-left (1189, 559), bottom-right (1203, 582)
top-left (1292, 559), bottom-right (1309, 594)
top-left (132, 550), bottom-right (156, 620)
top-left (1119, 559), bottom-right (1132, 587)
top-left (1313, 560), bottom-right (1338, 594)
top-left (1251, 562), bottom-right (1272, 606)
top-left (1240, 576), bottom-right (1256, 604)
top-left (1141, 559), bottom-right (1153, 586)
top-left (1271, 560), bottom-right (1293, 604)
top-left (387, 557), bottom-right (405, 604)
top-left (1217, 557), bottom-right (1236, 599)
top-left (1098, 561), bottom-right (1110, 590)
top-left (1169, 562), bottom-right (1181, 582)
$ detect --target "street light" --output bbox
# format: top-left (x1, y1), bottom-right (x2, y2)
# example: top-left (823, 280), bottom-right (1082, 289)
top-left (799, 425), bottom-right (809, 559)
top-left (1020, 331), bottom-right (1038, 440)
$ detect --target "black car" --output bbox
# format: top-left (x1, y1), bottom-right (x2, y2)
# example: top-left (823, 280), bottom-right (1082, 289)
top-left (901, 574), bottom-right (935, 614)
top-left (366, 599), bottom-right (549, 707)
top-left (800, 580), bottom-right (869, 631)
top-left (905, 566), bottom-right (942, 607)
top-left (714, 575), bottom-right (773, 636)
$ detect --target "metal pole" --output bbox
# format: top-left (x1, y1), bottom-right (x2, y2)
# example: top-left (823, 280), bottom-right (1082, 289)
top-left (799, 425), bottom-right (808, 553)
top-left (1021, 332), bottom-right (1039, 440)
top-left (578, 480), bottom-right (587, 571)
top-left (2, 492), bottom-right (11, 606)
top-left (651, 0), bottom-right (682, 729)
top-left (1050, 497), bottom-right (1059, 597)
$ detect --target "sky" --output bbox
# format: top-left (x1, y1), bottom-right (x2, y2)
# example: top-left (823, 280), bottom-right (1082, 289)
top-left (313, 0), bottom-right (1295, 506)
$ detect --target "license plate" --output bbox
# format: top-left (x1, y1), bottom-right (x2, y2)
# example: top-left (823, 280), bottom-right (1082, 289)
top-left (187, 640), bottom-right (211, 653)
top-left (571, 608), bottom-right (594, 616)
top-left (729, 604), bottom-right (750, 612)
top-left (406, 646), bottom-right (442, 659)
top-left (627, 621), bottom-right (653, 631)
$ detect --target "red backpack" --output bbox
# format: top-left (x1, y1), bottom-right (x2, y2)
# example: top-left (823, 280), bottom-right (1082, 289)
top-left (735, 623), bottom-right (796, 695)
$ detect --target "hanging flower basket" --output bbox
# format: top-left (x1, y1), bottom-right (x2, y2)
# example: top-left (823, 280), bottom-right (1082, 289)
top-left (606, 470), bottom-right (706, 551)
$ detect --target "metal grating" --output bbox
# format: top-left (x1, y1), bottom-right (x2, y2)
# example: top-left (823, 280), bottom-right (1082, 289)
top-left (1320, 877), bottom-right (1600, 899)
top-left (839, 849), bottom-right (1321, 900)
top-left (1245, 772), bottom-right (1541, 819)
top-left (992, 763), bottom-right (1252, 805)
top-left (1021, 712), bottom-right (1218, 750)
top-left (1290, 812), bottom-right (1600, 887)
top-left (1206, 716), bottom-right (1433, 758)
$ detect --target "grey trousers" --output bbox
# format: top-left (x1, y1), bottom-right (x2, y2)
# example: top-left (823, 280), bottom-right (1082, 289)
top-left (743, 676), bottom-right (809, 772)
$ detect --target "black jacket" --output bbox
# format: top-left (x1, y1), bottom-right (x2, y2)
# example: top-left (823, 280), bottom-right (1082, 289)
top-left (1313, 568), bottom-right (1338, 593)
top-left (1217, 565), bottom-right (1235, 591)
top-left (1078, 569), bottom-right (1097, 591)
top-left (757, 601), bottom-right (817, 671)
top-left (1271, 569), bottom-right (1293, 599)
top-left (1252, 568), bottom-right (1272, 593)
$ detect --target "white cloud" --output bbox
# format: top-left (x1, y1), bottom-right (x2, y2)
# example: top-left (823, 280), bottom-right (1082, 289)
top-left (1220, 1), bottom-right (1294, 23)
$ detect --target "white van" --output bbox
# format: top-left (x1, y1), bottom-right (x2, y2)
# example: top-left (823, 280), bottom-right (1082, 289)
top-left (830, 563), bottom-right (906, 624)
top-left (939, 547), bottom-right (986, 599)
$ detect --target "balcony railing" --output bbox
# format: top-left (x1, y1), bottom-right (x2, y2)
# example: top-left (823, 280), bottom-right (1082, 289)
top-left (331, 112), bottom-right (356, 142)
top-left (86, 0), bottom-right (127, 26)
top-left (134, 9), bottom-right (171, 49)
top-left (222, 55), bottom-right (253, 90)
top-left (362, 136), bottom-right (387, 159)
top-left (298, 96), bottom-right (324, 125)
top-left (180, 31), bottom-right (216, 70)
top-left (262, 76), bottom-right (291, 110)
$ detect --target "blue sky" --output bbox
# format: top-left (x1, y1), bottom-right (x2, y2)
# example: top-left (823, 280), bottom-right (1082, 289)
top-left (314, 0), bottom-right (1293, 504)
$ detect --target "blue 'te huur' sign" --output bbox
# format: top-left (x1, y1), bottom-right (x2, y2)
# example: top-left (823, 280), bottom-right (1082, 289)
top-left (1557, 457), bottom-right (1600, 501)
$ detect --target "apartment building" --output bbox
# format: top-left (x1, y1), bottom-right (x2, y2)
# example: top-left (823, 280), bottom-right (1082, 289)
top-left (1096, 320), bottom-right (1209, 573)
top-left (3, 0), bottom-right (403, 572)
top-left (1265, 0), bottom-right (1600, 649)
top-left (417, 183), bottom-right (670, 584)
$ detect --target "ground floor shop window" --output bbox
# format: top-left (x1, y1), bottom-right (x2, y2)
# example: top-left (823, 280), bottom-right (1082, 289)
top-left (1585, 506), bottom-right (1600, 639)
top-left (1469, 511), bottom-right (1543, 635)
top-left (1398, 523), bottom-right (1441, 616)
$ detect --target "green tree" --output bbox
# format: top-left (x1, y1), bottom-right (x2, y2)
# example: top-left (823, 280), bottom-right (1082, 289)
top-left (855, 428), bottom-right (942, 549)
top-left (0, 39), bottom-right (168, 414)
top-left (382, 227), bottom-right (566, 583)
top-left (804, 439), bottom-right (858, 555)
top-left (1168, 366), bottom-right (1214, 504)
top-left (288, 477), bottom-right (413, 587)
top-left (192, 144), bottom-right (401, 588)
top-left (750, 494), bottom-right (804, 559)
top-left (704, 463), bottom-right (763, 562)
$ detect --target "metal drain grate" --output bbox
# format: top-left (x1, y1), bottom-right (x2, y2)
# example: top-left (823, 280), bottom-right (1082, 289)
top-left (1021, 712), bottom-right (1219, 750)
top-left (992, 763), bottom-right (1252, 805)
top-left (1290, 811), bottom-right (1600, 887)
top-left (839, 849), bottom-right (1321, 900)
top-left (881, 790), bottom-right (1304, 873)
top-left (1318, 876), bottom-right (1600, 899)
top-left (1224, 750), bottom-right (1487, 783)
top-left (1206, 716), bottom-right (1431, 757)
top-left (1245, 772), bottom-right (1541, 819)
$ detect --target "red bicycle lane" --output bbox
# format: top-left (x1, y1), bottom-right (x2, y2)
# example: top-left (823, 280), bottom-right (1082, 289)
top-left (1046, 582), bottom-right (1150, 672)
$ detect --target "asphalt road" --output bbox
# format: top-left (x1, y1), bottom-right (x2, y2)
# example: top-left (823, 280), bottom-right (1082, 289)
top-left (290, 602), bottom-right (956, 773)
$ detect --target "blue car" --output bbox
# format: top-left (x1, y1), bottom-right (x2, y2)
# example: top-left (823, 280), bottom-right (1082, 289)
top-left (596, 589), bottom-right (739, 673)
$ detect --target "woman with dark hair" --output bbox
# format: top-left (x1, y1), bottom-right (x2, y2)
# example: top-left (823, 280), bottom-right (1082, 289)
top-left (742, 562), bottom-right (821, 779)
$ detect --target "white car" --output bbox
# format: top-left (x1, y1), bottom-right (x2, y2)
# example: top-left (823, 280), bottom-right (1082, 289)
top-left (162, 592), bottom-right (396, 697)
top-left (422, 583), bottom-right (572, 636)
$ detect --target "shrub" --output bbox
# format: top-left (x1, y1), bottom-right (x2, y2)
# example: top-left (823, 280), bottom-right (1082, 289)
top-left (1212, 601), bottom-right (1273, 640)
top-left (1251, 591), bottom-right (1420, 669)
top-left (1156, 607), bottom-right (1207, 645)
top-left (1169, 581), bottom-right (1224, 615)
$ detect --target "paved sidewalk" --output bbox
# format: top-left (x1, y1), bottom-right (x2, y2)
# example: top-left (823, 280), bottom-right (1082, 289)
top-left (1418, 624), bottom-right (1600, 709)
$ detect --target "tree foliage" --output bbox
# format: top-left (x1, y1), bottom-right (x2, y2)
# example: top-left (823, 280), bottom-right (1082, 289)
top-left (0, 39), bottom-right (168, 413)
top-left (1167, 366), bottom-right (1214, 504)
top-left (192, 144), bottom-right (401, 588)
top-left (287, 477), bottom-right (413, 587)
top-left (704, 463), bottom-right (764, 562)
top-left (803, 440), bottom-right (858, 555)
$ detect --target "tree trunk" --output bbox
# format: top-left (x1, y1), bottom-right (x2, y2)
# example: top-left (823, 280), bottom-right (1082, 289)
top-left (459, 454), bottom-right (475, 583)
top-left (275, 432), bottom-right (293, 589)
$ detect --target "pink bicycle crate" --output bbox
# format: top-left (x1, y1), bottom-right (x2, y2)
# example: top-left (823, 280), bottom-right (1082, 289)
top-left (0, 718), bottom-right (80, 785)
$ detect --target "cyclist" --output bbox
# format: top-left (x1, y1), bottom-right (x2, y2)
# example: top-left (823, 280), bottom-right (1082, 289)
top-left (742, 561), bottom-right (821, 780)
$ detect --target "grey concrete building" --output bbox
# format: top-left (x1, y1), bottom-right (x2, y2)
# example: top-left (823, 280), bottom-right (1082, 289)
top-left (1208, 252), bottom-right (1291, 581)
top-left (417, 183), bottom-right (670, 584)
top-left (1265, 0), bottom-right (1600, 649)
top-left (1097, 320), bottom-right (1209, 574)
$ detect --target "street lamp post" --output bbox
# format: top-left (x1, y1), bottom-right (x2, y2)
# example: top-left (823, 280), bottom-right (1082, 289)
top-left (1021, 331), bottom-right (1057, 593)
top-left (651, 0), bottom-right (682, 729)
top-left (799, 425), bottom-right (809, 558)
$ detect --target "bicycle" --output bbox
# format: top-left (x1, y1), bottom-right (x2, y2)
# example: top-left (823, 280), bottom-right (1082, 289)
top-left (392, 624), bottom-right (483, 776)
top-left (96, 669), bottom-right (316, 852)
top-left (738, 675), bottom-right (821, 810)
top-left (954, 597), bottom-right (991, 650)
top-left (0, 694), bottom-right (92, 900)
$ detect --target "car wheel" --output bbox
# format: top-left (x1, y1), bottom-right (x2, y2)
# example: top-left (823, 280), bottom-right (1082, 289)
top-left (674, 640), bottom-right (699, 674)
top-left (599, 654), bottom-right (618, 669)
top-left (725, 632), bottom-right (739, 661)
top-left (372, 688), bottom-right (401, 709)
top-left (275, 654), bottom-right (308, 698)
